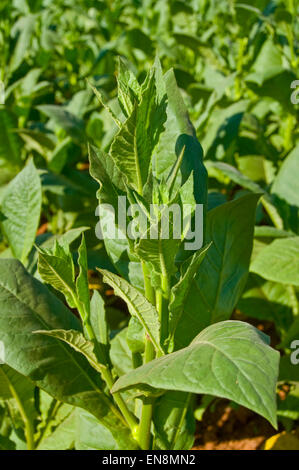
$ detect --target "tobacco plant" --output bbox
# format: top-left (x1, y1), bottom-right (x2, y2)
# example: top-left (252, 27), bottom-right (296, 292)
top-left (0, 60), bottom-right (280, 450)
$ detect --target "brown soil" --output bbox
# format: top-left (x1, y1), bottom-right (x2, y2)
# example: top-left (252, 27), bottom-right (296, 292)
top-left (193, 399), bottom-right (276, 450)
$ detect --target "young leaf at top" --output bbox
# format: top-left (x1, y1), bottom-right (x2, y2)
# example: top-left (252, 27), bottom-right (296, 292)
top-left (168, 243), bottom-right (211, 350)
top-left (110, 68), bottom-right (167, 193)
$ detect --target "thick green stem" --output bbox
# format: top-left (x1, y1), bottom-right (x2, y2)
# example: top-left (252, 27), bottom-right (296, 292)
top-left (142, 261), bottom-right (155, 304)
top-left (138, 262), bottom-right (156, 449)
top-left (170, 393), bottom-right (192, 449)
top-left (138, 337), bottom-right (155, 449)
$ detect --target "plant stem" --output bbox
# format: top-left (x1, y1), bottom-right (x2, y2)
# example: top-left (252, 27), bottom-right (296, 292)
top-left (103, 367), bottom-right (138, 433)
top-left (138, 261), bottom-right (156, 449)
top-left (138, 337), bottom-right (155, 449)
top-left (76, 301), bottom-right (138, 433)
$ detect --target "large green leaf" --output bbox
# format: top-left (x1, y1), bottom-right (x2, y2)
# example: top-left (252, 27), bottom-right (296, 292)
top-left (89, 144), bottom-right (126, 210)
top-left (1, 160), bottom-right (42, 262)
top-left (251, 237), bottom-right (299, 286)
top-left (112, 321), bottom-right (279, 427)
top-left (37, 409), bottom-right (76, 450)
top-left (271, 144), bottom-right (299, 208)
top-left (0, 259), bottom-right (123, 427)
top-left (37, 242), bottom-right (76, 308)
top-left (35, 329), bottom-right (106, 374)
top-left (175, 194), bottom-right (260, 348)
top-left (98, 269), bottom-right (163, 354)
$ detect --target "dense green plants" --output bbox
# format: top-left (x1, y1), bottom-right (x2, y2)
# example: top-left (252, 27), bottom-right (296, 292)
top-left (0, 0), bottom-right (298, 451)
top-left (0, 60), bottom-right (280, 450)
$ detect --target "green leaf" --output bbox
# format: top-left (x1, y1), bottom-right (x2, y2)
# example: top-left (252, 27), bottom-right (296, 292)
top-left (98, 269), bottom-right (163, 354)
top-left (206, 160), bottom-right (283, 229)
top-left (90, 290), bottom-right (109, 357)
top-left (280, 316), bottom-right (299, 349)
top-left (0, 435), bottom-right (16, 450)
top-left (112, 321), bottom-right (280, 427)
top-left (0, 259), bottom-right (121, 425)
top-left (155, 69), bottom-right (207, 206)
top-left (75, 408), bottom-right (138, 450)
top-left (271, 144), bottom-right (299, 208)
top-left (35, 329), bottom-right (107, 374)
top-left (75, 409), bottom-right (117, 450)
top-left (0, 109), bottom-right (22, 171)
top-left (10, 15), bottom-right (36, 73)
top-left (37, 409), bottom-right (76, 450)
top-left (251, 237), bottom-right (299, 286)
top-left (153, 391), bottom-right (195, 450)
top-left (175, 194), bottom-right (260, 348)
top-left (89, 83), bottom-right (122, 128)
top-left (168, 243), bottom-right (211, 349)
top-left (0, 364), bottom-right (36, 446)
top-left (110, 328), bottom-right (133, 377)
top-left (135, 227), bottom-right (181, 277)
top-left (237, 274), bottom-right (294, 335)
top-left (37, 241), bottom-right (77, 308)
top-left (89, 144), bottom-right (126, 209)
top-left (110, 69), bottom-right (167, 193)
top-left (1, 160), bottom-right (42, 262)
top-left (127, 317), bottom-right (145, 354)
top-left (116, 57), bottom-right (141, 117)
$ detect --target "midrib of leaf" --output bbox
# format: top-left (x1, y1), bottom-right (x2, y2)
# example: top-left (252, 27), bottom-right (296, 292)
top-left (0, 367), bottom-right (35, 449)
top-left (0, 279), bottom-right (120, 421)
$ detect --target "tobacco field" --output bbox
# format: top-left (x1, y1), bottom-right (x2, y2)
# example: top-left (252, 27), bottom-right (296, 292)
top-left (0, 0), bottom-right (298, 451)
